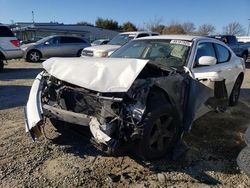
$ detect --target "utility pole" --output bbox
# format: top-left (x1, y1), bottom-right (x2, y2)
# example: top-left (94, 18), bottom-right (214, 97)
top-left (248, 19), bottom-right (250, 36)
top-left (32, 11), bottom-right (35, 24)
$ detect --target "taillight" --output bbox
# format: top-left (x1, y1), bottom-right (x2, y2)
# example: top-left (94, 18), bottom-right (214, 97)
top-left (10, 40), bottom-right (20, 47)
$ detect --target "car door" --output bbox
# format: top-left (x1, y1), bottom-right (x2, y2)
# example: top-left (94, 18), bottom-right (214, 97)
top-left (59, 36), bottom-right (87, 57)
top-left (191, 41), bottom-right (235, 118)
top-left (41, 37), bottom-right (61, 58)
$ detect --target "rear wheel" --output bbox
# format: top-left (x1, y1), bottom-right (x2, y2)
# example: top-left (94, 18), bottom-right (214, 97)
top-left (229, 76), bottom-right (243, 106)
top-left (27, 50), bottom-right (41, 62)
top-left (0, 59), bottom-right (3, 71)
top-left (135, 89), bottom-right (182, 160)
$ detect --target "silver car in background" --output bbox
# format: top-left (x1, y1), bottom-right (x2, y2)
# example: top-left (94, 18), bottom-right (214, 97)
top-left (21, 35), bottom-right (90, 62)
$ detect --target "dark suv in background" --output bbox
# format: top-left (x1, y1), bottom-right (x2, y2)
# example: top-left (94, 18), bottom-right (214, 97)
top-left (0, 25), bottom-right (23, 71)
top-left (210, 35), bottom-right (250, 62)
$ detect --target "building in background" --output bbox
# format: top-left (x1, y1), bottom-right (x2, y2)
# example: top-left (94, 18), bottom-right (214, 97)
top-left (11, 22), bottom-right (119, 43)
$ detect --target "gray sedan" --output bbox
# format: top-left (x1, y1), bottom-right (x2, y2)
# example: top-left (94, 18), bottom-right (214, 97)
top-left (21, 35), bottom-right (90, 62)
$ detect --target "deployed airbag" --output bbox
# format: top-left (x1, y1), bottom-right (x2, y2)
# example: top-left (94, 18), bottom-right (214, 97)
top-left (43, 57), bottom-right (149, 93)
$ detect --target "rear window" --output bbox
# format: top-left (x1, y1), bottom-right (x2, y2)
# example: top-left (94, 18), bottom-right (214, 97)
top-left (214, 43), bottom-right (231, 63)
top-left (0, 26), bottom-right (14, 37)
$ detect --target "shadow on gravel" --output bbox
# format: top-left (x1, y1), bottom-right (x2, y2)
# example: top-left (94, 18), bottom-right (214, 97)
top-left (0, 85), bottom-right (31, 110)
top-left (0, 67), bottom-right (42, 81)
top-left (133, 101), bottom-right (250, 185)
top-left (46, 123), bottom-right (102, 158)
top-left (41, 101), bottom-right (250, 186)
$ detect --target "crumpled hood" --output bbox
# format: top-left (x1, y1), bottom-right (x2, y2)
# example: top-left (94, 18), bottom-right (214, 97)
top-left (43, 57), bottom-right (149, 93)
top-left (84, 44), bottom-right (121, 52)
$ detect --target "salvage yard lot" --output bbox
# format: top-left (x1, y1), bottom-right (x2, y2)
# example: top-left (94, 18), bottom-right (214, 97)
top-left (0, 60), bottom-right (250, 187)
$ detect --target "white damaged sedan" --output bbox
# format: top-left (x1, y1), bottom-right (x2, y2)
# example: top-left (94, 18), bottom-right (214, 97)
top-left (24, 35), bottom-right (245, 160)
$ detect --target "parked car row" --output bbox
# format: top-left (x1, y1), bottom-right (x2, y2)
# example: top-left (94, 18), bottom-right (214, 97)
top-left (81, 31), bottom-right (159, 57)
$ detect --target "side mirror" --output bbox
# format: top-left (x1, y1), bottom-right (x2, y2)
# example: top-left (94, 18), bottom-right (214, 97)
top-left (198, 56), bottom-right (217, 66)
top-left (44, 41), bottom-right (50, 45)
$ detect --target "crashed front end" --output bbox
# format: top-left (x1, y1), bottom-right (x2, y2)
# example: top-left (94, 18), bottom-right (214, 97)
top-left (32, 73), bottom-right (159, 153)
top-left (24, 57), bottom-right (190, 154)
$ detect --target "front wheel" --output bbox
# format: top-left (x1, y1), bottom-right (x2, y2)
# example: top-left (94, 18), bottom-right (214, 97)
top-left (27, 50), bottom-right (41, 62)
top-left (135, 91), bottom-right (182, 160)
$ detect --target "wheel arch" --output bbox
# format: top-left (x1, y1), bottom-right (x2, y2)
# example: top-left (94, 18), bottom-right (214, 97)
top-left (26, 49), bottom-right (43, 59)
top-left (0, 50), bottom-right (6, 60)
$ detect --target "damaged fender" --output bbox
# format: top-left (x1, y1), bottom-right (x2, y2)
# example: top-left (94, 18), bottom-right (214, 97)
top-left (24, 71), bottom-right (44, 140)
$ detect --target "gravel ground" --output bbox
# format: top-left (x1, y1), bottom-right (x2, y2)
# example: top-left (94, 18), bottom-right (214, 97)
top-left (0, 60), bottom-right (250, 187)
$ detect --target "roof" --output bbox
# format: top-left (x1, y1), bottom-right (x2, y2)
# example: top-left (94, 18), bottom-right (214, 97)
top-left (135, 35), bottom-right (209, 41)
top-left (121, 31), bottom-right (159, 35)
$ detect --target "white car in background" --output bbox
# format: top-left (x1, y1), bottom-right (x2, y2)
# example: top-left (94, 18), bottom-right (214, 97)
top-left (91, 39), bottom-right (110, 46)
top-left (81, 31), bottom-right (159, 57)
top-left (25, 35), bottom-right (245, 160)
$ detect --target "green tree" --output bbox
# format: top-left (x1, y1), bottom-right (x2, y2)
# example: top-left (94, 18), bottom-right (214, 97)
top-left (95, 18), bottom-right (119, 30)
top-left (76, 21), bottom-right (93, 26)
top-left (121, 21), bottom-right (137, 32)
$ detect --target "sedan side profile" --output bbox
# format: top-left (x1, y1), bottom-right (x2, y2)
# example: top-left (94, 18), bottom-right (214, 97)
top-left (22, 35), bottom-right (90, 62)
top-left (25, 35), bottom-right (245, 160)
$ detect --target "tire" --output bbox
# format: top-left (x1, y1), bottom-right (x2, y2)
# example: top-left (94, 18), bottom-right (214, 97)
top-left (27, 50), bottom-right (41, 62)
top-left (135, 89), bottom-right (182, 160)
top-left (243, 53), bottom-right (248, 63)
top-left (77, 49), bottom-right (83, 57)
top-left (229, 76), bottom-right (243, 106)
top-left (0, 59), bottom-right (3, 72)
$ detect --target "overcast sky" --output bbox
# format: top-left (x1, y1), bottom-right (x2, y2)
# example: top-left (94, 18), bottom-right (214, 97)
top-left (0, 0), bottom-right (249, 33)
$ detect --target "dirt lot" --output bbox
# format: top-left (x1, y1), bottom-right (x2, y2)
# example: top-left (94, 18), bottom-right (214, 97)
top-left (0, 60), bottom-right (250, 187)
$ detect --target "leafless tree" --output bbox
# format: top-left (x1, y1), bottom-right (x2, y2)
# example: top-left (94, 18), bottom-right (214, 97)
top-left (146, 16), bottom-right (164, 31)
top-left (223, 22), bottom-right (245, 35)
top-left (163, 22), bottom-right (186, 34)
top-left (182, 22), bottom-right (196, 34)
top-left (198, 24), bottom-right (216, 35)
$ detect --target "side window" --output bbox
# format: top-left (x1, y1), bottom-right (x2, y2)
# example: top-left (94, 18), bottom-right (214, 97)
top-left (195, 42), bottom-right (216, 63)
top-left (137, 33), bottom-right (149, 38)
top-left (151, 33), bottom-right (159, 36)
top-left (214, 43), bottom-right (231, 63)
top-left (0, 26), bottom-right (14, 37)
top-left (60, 37), bottom-right (86, 43)
top-left (60, 37), bottom-right (75, 43)
top-left (49, 37), bottom-right (60, 45)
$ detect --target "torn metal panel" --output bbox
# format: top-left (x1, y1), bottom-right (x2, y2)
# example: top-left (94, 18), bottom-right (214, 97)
top-left (43, 104), bottom-right (91, 126)
top-left (183, 77), bottom-right (214, 131)
top-left (43, 57), bottom-right (149, 93)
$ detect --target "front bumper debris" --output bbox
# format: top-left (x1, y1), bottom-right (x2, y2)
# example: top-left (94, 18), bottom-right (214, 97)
top-left (24, 71), bottom-right (44, 140)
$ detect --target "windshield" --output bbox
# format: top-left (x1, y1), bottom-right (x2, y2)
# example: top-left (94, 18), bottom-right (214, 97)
top-left (108, 34), bottom-right (135, 45)
top-left (92, 40), bottom-right (103, 45)
top-left (110, 39), bottom-right (191, 68)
